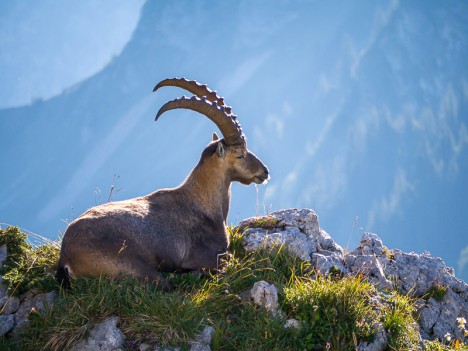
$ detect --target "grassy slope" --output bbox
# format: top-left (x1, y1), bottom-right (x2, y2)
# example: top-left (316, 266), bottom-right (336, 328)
top-left (0, 226), bottom-right (465, 351)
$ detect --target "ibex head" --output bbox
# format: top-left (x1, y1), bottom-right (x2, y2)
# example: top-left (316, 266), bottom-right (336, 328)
top-left (154, 78), bottom-right (269, 185)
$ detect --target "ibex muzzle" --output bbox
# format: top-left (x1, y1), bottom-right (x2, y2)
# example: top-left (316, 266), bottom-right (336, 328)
top-left (56, 78), bottom-right (269, 291)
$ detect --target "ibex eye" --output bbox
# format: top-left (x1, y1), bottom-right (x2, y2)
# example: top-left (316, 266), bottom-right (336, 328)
top-left (236, 155), bottom-right (245, 159)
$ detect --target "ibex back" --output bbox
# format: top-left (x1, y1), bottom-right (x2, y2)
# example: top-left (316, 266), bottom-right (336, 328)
top-left (56, 78), bottom-right (269, 291)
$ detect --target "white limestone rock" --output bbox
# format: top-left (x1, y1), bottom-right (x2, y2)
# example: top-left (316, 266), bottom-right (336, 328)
top-left (69, 316), bottom-right (125, 351)
top-left (189, 326), bottom-right (215, 351)
top-left (310, 252), bottom-right (345, 276)
top-left (242, 227), bottom-right (312, 261)
top-left (250, 281), bottom-right (279, 317)
top-left (357, 323), bottom-right (387, 351)
top-left (239, 209), bottom-right (343, 264)
top-left (283, 319), bottom-right (300, 329)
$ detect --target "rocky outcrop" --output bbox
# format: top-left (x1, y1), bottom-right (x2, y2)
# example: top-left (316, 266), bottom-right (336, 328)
top-left (239, 209), bottom-right (344, 266)
top-left (239, 209), bottom-right (345, 274)
top-left (350, 233), bottom-right (467, 341)
top-left (238, 208), bottom-right (468, 343)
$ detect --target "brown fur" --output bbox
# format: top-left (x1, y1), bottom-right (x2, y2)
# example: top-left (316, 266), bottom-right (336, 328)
top-left (57, 136), bottom-right (269, 290)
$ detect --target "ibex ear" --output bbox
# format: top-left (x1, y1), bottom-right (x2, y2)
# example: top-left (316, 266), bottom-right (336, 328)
top-left (212, 132), bottom-right (220, 141)
top-left (216, 142), bottom-right (225, 159)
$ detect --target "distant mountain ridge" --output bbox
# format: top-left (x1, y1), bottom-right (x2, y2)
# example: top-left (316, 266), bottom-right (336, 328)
top-left (1, 0), bottom-right (467, 281)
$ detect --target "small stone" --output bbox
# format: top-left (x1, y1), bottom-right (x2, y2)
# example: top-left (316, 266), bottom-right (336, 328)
top-left (250, 281), bottom-right (279, 317)
top-left (69, 316), bottom-right (125, 351)
top-left (0, 314), bottom-right (15, 336)
top-left (284, 319), bottom-right (300, 329)
top-left (189, 326), bottom-right (215, 351)
top-left (194, 326), bottom-right (215, 345)
top-left (1, 296), bottom-right (20, 315)
top-left (139, 344), bottom-right (151, 351)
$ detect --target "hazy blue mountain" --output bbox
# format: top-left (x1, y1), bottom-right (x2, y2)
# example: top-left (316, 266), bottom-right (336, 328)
top-left (1, 1), bottom-right (467, 280)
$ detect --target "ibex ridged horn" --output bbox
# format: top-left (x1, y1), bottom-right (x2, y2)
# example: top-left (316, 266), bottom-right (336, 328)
top-left (153, 78), bottom-right (232, 114)
top-left (155, 96), bottom-right (245, 146)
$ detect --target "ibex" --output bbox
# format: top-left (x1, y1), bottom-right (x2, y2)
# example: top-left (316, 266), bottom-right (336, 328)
top-left (56, 78), bottom-right (269, 291)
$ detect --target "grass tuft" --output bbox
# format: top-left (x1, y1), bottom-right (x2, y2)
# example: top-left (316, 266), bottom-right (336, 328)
top-left (247, 216), bottom-right (280, 230)
top-left (0, 226), bottom-right (60, 296)
top-left (283, 275), bottom-right (378, 351)
top-left (424, 283), bottom-right (448, 302)
top-left (382, 292), bottom-right (420, 350)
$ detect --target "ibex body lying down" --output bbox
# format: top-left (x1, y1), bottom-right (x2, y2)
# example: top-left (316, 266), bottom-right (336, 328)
top-left (57, 78), bottom-right (269, 290)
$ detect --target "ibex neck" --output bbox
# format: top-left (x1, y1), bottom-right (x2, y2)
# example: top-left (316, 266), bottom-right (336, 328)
top-left (181, 160), bottom-right (231, 221)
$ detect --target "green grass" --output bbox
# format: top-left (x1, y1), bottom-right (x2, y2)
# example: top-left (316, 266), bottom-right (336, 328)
top-left (283, 275), bottom-right (378, 350)
top-left (17, 276), bottom-right (227, 350)
top-left (246, 216), bottom-right (281, 230)
top-left (0, 225), bottom-right (456, 351)
top-left (0, 226), bottom-right (60, 296)
top-left (382, 292), bottom-right (420, 350)
top-left (424, 283), bottom-right (448, 302)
